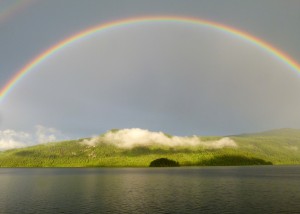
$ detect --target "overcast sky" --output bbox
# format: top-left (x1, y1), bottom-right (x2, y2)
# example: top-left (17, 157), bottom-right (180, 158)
top-left (1, 0), bottom-right (300, 148)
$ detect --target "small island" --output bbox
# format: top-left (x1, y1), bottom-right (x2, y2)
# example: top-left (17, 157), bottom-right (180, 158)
top-left (149, 158), bottom-right (180, 167)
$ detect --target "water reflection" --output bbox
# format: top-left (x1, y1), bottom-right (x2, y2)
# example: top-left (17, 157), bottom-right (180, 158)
top-left (0, 166), bottom-right (299, 213)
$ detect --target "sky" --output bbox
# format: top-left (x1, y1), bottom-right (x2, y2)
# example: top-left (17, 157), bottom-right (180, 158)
top-left (0, 0), bottom-right (300, 149)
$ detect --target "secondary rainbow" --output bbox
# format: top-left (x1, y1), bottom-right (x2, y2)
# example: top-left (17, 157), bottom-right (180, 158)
top-left (1, 16), bottom-right (300, 102)
top-left (0, 0), bottom-right (34, 24)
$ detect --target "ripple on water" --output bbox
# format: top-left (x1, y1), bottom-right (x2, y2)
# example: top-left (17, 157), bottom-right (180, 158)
top-left (0, 166), bottom-right (299, 213)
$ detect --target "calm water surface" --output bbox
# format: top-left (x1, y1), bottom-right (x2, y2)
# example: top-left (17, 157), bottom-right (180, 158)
top-left (0, 166), bottom-right (299, 214)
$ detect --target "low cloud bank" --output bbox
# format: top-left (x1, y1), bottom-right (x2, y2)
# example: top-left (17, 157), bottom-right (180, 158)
top-left (82, 128), bottom-right (237, 149)
top-left (0, 127), bottom-right (237, 151)
top-left (0, 125), bottom-right (67, 151)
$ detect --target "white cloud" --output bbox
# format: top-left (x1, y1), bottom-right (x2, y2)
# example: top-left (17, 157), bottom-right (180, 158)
top-left (0, 125), bottom-right (68, 151)
top-left (0, 127), bottom-right (237, 151)
top-left (35, 125), bottom-right (64, 144)
top-left (81, 136), bottom-right (99, 147)
top-left (82, 128), bottom-right (237, 149)
top-left (0, 129), bottom-right (29, 150)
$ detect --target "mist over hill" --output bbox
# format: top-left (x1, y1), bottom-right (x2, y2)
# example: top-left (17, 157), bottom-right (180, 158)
top-left (0, 128), bottom-right (299, 167)
top-left (82, 128), bottom-right (237, 149)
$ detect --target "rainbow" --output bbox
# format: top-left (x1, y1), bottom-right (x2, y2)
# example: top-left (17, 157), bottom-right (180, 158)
top-left (0, 0), bottom-right (34, 24)
top-left (1, 16), bottom-right (300, 102)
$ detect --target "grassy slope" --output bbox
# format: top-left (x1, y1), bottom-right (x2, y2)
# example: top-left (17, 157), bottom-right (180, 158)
top-left (0, 128), bottom-right (299, 167)
top-left (230, 128), bottom-right (300, 165)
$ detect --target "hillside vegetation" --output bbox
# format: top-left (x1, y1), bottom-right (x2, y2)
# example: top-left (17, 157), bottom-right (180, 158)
top-left (0, 128), bottom-right (299, 167)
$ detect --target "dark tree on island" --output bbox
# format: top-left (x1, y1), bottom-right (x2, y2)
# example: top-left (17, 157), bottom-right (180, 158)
top-left (149, 158), bottom-right (180, 167)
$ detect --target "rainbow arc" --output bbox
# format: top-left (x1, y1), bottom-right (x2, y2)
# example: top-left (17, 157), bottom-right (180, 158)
top-left (1, 16), bottom-right (300, 102)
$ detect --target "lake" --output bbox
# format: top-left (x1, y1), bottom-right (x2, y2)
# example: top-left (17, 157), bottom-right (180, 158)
top-left (0, 166), bottom-right (299, 213)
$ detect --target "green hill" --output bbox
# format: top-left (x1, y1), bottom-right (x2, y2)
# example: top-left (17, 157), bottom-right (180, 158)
top-left (0, 128), bottom-right (299, 167)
